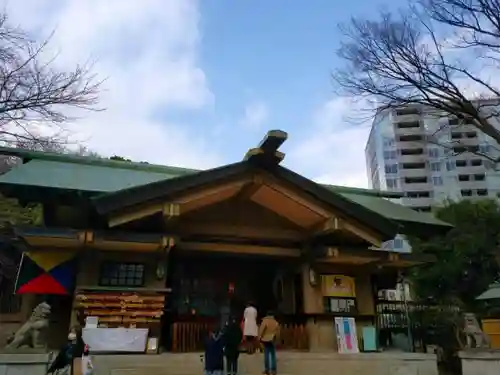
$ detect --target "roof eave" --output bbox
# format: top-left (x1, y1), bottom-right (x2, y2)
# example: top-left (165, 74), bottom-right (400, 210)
top-left (92, 161), bottom-right (249, 214)
top-left (398, 219), bottom-right (453, 238)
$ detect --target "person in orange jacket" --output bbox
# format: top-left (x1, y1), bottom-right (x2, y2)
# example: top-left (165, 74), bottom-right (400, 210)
top-left (258, 311), bottom-right (280, 375)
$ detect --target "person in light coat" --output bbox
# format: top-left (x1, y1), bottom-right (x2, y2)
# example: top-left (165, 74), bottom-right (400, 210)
top-left (243, 301), bottom-right (258, 354)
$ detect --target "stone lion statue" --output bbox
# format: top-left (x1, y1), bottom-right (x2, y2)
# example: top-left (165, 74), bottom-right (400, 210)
top-left (5, 302), bottom-right (51, 349)
top-left (459, 313), bottom-right (490, 349)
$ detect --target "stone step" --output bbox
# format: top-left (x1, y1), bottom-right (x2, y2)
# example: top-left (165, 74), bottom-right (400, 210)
top-left (90, 351), bottom-right (438, 375)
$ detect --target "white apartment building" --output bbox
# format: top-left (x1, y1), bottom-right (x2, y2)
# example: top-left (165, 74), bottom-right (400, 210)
top-left (365, 104), bottom-right (500, 213)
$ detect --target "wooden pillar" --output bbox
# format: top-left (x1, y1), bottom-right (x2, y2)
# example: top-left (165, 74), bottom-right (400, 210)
top-left (301, 264), bottom-right (321, 314)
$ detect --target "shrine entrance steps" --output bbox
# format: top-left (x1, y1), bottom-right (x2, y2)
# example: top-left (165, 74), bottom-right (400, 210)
top-left (91, 351), bottom-right (438, 375)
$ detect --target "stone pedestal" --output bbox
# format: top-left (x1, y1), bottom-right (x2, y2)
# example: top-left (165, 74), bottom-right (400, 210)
top-left (0, 351), bottom-right (51, 375)
top-left (459, 350), bottom-right (500, 375)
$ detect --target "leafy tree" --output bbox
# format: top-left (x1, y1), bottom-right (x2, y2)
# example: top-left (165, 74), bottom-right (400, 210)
top-left (410, 199), bottom-right (500, 311)
top-left (110, 155), bottom-right (132, 162)
top-left (110, 155), bottom-right (149, 164)
top-left (333, 0), bottom-right (500, 163)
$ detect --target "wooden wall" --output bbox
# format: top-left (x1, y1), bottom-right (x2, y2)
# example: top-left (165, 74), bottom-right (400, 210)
top-left (300, 263), bottom-right (376, 351)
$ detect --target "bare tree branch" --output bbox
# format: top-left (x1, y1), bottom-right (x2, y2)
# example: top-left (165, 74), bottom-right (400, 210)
top-left (334, 1), bottom-right (500, 163)
top-left (0, 13), bottom-right (103, 147)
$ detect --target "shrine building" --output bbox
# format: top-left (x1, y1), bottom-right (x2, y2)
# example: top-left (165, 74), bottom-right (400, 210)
top-left (0, 130), bottom-right (451, 353)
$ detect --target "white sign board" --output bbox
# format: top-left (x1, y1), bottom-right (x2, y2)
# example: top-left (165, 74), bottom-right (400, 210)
top-left (82, 328), bottom-right (149, 352)
top-left (85, 316), bottom-right (98, 329)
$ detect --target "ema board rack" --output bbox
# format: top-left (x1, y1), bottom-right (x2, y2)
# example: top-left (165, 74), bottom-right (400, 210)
top-left (74, 289), bottom-right (167, 328)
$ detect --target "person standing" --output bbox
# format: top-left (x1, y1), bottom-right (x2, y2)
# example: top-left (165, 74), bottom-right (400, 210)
top-left (223, 316), bottom-right (243, 375)
top-left (81, 344), bottom-right (94, 375)
top-left (219, 299), bottom-right (231, 331)
top-left (47, 328), bottom-right (82, 375)
top-left (203, 325), bottom-right (225, 375)
top-left (243, 301), bottom-right (258, 354)
top-left (259, 311), bottom-right (280, 375)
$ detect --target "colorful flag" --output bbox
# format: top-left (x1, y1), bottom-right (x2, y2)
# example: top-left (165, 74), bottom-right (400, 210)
top-left (15, 251), bottom-right (77, 295)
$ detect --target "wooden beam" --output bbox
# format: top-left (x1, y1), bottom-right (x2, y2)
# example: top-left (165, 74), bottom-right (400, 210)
top-left (233, 177), bottom-right (263, 201)
top-left (90, 241), bottom-right (159, 252)
top-left (253, 182), bottom-right (332, 219)
top-left (108, 180), bottom-right (248, 227)
top-left (339, 221), bottom-right (383, 248)
top-left (243, 148), bottom-right (285, 165)
top-left (373, 252), bottom-right (435, 268)
top-left (173, 222), bottom-right (305, 241)
top-left (88, 235), bottom-right (176, 252)
top-left (259, 130), bottom-right (288, 153)
top-left (108, 203), bottom-right (164, 228)
top-left (162, 203), bottom-right (180, 221)
top-left (179, 241), bottom-right (300, 257)
top-left (317, 247), bottom-right (382, 265)
top-left (310, 217), bottom-right (342, 235)
top-left (243, 130), bottom-right (288, 166)
top-left (177, 179), bottom-right (248, 215)
top-left (305, 211), bottom-right (384, 248)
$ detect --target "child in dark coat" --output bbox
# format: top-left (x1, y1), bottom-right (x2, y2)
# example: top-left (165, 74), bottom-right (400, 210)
top-left (223, 317), bottom-right (243, 375)
top-left (204, 326), bottom-right (225, 375)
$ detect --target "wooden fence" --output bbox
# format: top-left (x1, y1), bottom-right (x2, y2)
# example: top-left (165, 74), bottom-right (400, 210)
top-left (171, 320), bottom-right (309, 352)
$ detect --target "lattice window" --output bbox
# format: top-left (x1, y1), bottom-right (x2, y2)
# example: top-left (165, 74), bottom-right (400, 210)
top-left (99, 262), bottom-right (145, 287)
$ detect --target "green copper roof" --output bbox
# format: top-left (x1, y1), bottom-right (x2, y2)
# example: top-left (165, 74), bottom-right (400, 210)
top-left (0, 146), bottom-right (400, 197)
top-left (0, 146), bottom-right (450, 231)
top-left (338, 192), bottom-right (445, 227)
top-left (0, 159), bottom-right (184, 192)
top-left (477, 283), bottom-right (500, 300)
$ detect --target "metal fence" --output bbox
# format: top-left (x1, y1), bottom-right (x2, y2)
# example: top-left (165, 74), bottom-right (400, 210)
top-left (376, 300), bottom-right (461, 352)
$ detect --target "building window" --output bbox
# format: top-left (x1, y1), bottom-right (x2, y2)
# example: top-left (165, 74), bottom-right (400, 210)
top-left (99, 262), bottom-right (145, 287)
top-left (383, 137), bottom-right (395, 147)
top-left (430, 162), bottom-right (441, 172)
top-left (383, 150), bottom-right (397, 160)
top-left (446, 161), bottom-right (455, 171)
top-left (432, 176), bottom-right (443, 186)
top-left (386, 178), bottom-right (398, 189)
top-left (393, 238), bottom-right (404, 249)
top-left (323, 297), bottom-right (357, 314)
top-left (479, 144), bottom-right (491, 154)
top-left (461, 189), bottom-right (472, 197)
top-left (384, 164), bottom-right (398, 174)
top-left (428, 148), bottom-right (440, 158)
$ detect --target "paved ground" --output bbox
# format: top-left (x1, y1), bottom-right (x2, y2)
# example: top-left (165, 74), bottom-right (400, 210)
top-left (91, 351), bottom-right (438, 375)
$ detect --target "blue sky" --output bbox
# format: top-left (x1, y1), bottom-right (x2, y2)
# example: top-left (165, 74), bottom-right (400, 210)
top-left (5, 0), bottom-right (401, 188)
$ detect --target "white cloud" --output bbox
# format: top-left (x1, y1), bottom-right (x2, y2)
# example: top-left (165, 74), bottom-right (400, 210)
top-left (239, 101), bottom-right (269, 130)
top-left (288, 97), bottom-right (374, 188)
top-left (3, 0), bottom-right (222, 169)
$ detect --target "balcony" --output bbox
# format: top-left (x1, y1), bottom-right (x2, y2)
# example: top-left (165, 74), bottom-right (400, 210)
top-left (454, 138), bottom-right (480, 147)
top-left (393, 113), bottom-right (421, 123)
top-left (401, 182), bottom-right (433, 191)
top-left (398, 154), bottom-right (427, 163)
top-left (397, 141), bottom-right (425, 150)
top-left (399, 168), bottom-right (428, 178)
top-left (394, 124), bottom-right (424, 136)
top-left (455, 165), bottom-right (486, 174)
top-left (458, 180), bottom-right (487, 190)
top-left (401, 197), bottom-right (434, 207)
